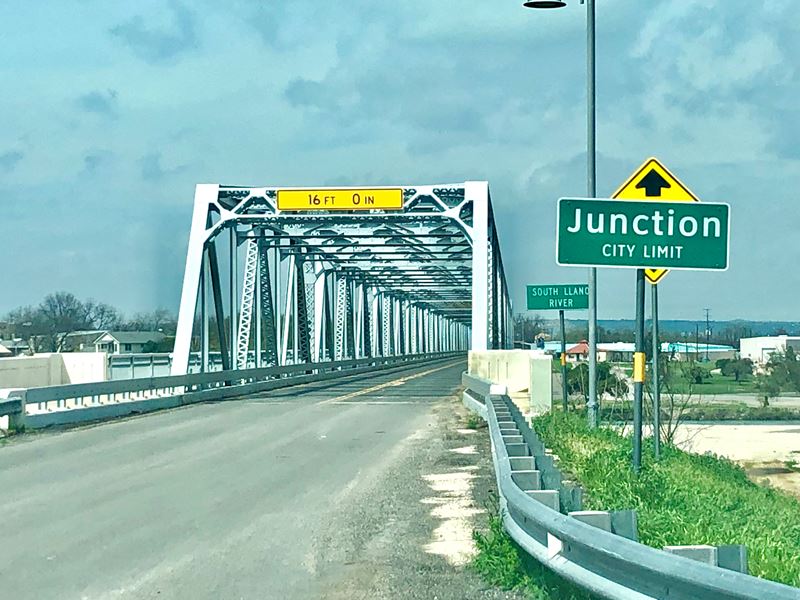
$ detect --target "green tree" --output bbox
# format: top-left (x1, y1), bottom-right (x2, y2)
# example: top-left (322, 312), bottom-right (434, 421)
top-left (141, 337), bottom-right (175, 353)
top-left (754, 349), bottom-right (800, 406)
top-left (755, 374), bottom-right (782, 407)
top-left (682, 362), bottom-right (709, 385)
top-left (718, 358), bottom-right (754, 382)
top-left (567, 362), bottom-right (628, 404)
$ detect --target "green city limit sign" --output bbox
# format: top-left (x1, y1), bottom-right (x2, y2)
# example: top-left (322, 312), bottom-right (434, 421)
top-left (527, 284), bottom-right (589, 310)
top-left (557, 198), bottom-right (730, 270)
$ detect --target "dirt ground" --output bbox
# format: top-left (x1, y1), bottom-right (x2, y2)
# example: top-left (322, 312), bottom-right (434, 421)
top-left (674, 424), bottom-right (800, 498)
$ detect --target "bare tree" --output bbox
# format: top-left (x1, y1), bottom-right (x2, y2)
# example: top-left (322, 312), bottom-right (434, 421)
top-left (85, 300), bottom-right (122, 330)
top-left (36, 292), bottom-right (94, 351)
top-left (5, 293), bottom-right (184, 354)
top-left (644, 359), bottom-right (707, 447)
top-left (5, 292), bottom-right (123, 352)
top-left (122, 308), bottom-right (177, 333)
top-left (513, 313), bottom-right (545, 346)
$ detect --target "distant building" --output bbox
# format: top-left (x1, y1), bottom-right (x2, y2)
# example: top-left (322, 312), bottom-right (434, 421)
top-left (542, 341), bottom-right (567, 355)
top-left (660, 342), bottom-right (736, 362)
top-left (564, 340), bottom-right (610, 363)
top-left (562, 341), bottom-right (637, 363)
top-left (0, 338), bottom-right (31, 357)
top-left (62, 330), bottom-right (107, 352)
top-left (555, 340), bottom-right (735, 363)
top-left (739, 336), bottom-right (800, 364)
top-left (598, 342), bottom-right (636, 362)
top-left (90, 331), bottom-right (167, 354)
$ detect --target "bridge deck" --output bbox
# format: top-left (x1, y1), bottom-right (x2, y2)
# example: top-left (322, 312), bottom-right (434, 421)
top-left (0, 360), bottom-right (515, 600)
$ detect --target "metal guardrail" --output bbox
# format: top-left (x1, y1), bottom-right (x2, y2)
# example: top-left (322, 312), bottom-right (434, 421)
top-left (462, 372), bottom-right (800, 600)
top-left (0, 353), bottom-right (461, 430)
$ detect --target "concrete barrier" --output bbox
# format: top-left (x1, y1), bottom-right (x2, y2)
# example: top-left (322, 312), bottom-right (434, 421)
top-left (0, 353), bottom-right (107, 389)
top-left (468, 350), bottom-right (554, 416)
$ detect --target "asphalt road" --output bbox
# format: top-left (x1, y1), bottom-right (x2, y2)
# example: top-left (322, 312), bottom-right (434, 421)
top-left (0, 359), bottom-right (518, 600)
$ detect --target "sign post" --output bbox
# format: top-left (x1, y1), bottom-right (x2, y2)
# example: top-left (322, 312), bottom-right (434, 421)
top-left (651, 284), bottom-right (661, 461)
top-left (633, 270), bottom-right (645, 474)
top-left (609, 157), bottom-right (708, 465)
top-left (556, 157), bottom-right (730, 473)
top-left (559, 310), bottom-right (567, 411)
top-left (527, 284), bottom-right (589, 412)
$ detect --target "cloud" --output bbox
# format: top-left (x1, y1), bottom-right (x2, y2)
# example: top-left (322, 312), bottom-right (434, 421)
top-left (140, 152), bottom-right (185, 181)
top-left (77, 90), bottom-right (119, 117)
top-left (110, 2), bottom-right (198, 63)
top-left (284, 78), bottom-right (327, 110)
top-left (0, 150), bottom-right (23, 171)
top-left (82, 151), bottom-right (113, 174)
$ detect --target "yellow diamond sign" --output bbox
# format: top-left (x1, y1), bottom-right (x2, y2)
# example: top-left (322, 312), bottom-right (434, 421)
top-left (612, 157), bottom-right (700, 284)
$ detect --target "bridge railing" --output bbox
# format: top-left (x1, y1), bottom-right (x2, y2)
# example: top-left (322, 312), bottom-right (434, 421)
top-left (0, 352), bottom-right (461, 431)
top-left (462, 373), bottom-right (799, 600)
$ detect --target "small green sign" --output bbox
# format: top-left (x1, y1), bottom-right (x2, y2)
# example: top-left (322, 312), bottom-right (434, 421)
top-left (557, 198), bottom-right (730, 270)
top-left (527, 284), bottom-right (589, 311)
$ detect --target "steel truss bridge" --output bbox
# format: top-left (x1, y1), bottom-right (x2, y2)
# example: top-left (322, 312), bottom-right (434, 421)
top-left (172, 181), bottom-right (511, 375)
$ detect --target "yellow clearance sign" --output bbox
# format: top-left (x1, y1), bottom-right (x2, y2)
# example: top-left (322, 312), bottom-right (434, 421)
top-left (277, 188), bottom-right (403, 212)
top-left (612, 157), bottom-right (700, 284)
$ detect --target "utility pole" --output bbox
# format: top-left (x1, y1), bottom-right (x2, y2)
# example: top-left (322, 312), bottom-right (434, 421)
top-left (695, 323), bottom-right (700, 362)
top-left (704, 308), bottom-right (711, 362)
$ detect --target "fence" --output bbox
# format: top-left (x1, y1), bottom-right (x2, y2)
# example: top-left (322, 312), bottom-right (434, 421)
top-left (0, 352), bottom-right (461, 431)
top-left (462, 372), bottom-right (799, 600)
top-left (107, 351), bottom-right (319, 380)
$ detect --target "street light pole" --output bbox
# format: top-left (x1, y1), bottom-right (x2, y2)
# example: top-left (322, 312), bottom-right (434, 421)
top-left (585, 0), bottom-right (598, 428)
top-left (524, 0), bottom-right (598, 427)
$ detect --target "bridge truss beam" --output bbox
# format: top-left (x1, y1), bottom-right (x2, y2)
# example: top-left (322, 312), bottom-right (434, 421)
top-left (172, 182), bottom-right (511, 375)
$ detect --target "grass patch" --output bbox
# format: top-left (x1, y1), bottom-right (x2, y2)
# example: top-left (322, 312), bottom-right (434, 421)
top-left (472, 496), bottom-right (595, 599)
top-left (533, 412), bottom-right (800, 587)
top-left (599, 402), bottom-right (800, 422)
top-left (465, 413), bottom-right (485, 430)
top-left (668, 374), bottom-right (756, 395)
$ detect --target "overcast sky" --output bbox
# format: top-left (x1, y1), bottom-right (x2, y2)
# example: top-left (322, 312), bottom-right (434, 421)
top-left (2, 0), bottom-right (798, 321)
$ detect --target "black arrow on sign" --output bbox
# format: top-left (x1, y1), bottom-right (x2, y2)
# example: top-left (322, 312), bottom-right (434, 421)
top-left (636, 169), bottom-right (671, 197)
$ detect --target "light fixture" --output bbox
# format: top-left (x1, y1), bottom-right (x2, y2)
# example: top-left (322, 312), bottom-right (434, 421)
top-left (523, 1), bottom-right (567, 8)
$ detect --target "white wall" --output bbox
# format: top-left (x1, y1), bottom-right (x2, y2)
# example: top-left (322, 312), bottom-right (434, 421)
top-left (469, 350), bottom-right (540, 393)
top-left (60, 353), bottom-right (107, 384)
top-left (0, 353), bottom-right (107, 390)
top-left (469, 350), bottom-right (553, 416)
top-left (740, 337), bottom-right (791, 363)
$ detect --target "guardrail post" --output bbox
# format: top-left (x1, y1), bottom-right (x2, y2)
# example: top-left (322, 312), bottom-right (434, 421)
top-left (663, 545), bottom-right (718, 566)
top-left (512, 470), bottom-right (542, 491)
top-left (717, 545), bottom-right (748, 574)
top-left (610, 509), bottom-right (639, 542)
top-left (569, 510), bottom-right (612, 532)
top-left (8, 391), bottom-right (26, 432)
top-left (527, 490), bottom-right (560, 511)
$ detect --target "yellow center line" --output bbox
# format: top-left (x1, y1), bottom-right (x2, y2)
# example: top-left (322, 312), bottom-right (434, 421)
top-left (316, 360), bottom-right (463, 406)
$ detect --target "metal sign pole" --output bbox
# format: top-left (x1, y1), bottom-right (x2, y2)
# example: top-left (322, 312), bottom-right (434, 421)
top-left (560, 309), bottom-right (568, 412)
top-left (586, 0), bottom-right (598, 430)
top-left (633, 269), bottom-right (645, 474)
top-left (651, 284), bottom-right (661, 461)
